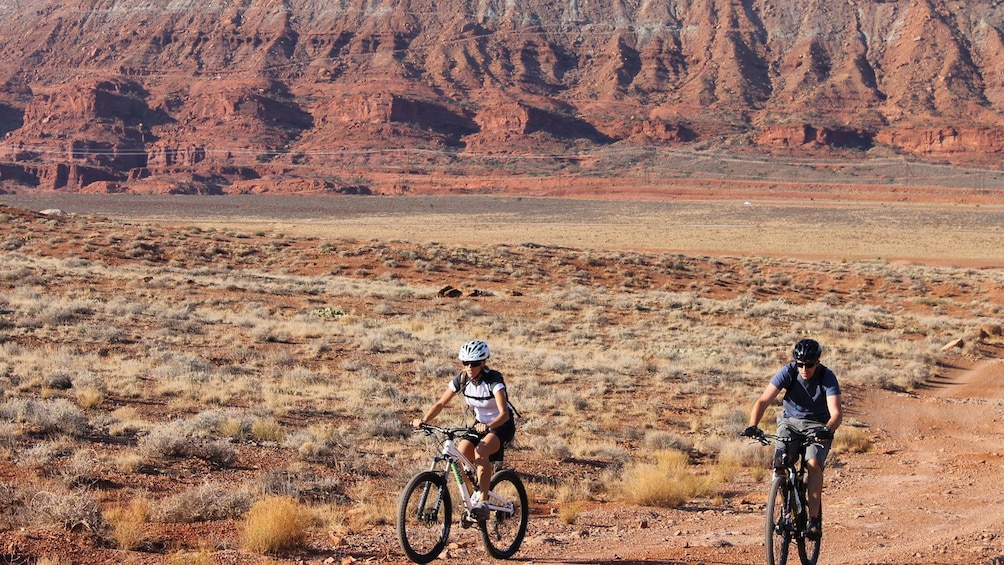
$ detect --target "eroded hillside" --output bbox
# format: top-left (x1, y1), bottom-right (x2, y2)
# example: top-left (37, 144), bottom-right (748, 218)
top-left (1, 0), bottom-right (1004, 193)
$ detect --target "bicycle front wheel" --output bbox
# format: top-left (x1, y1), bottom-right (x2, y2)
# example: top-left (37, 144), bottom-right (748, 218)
top-left (478, 469), bottom-right (529, 559)
top-left (766, 475), bottom-right (793, 565)
top-left (797, 505), bottom-right (821, 565)
top-left (397, 471), bottom-right (452, 564)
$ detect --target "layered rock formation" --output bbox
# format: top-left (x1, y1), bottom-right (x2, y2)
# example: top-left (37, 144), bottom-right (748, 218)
top-left (1, 0), bottom-right (1003, 193)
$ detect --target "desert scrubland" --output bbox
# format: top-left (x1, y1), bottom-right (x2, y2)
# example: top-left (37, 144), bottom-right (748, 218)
top-left (0, 195), bottom-right (1002, 564)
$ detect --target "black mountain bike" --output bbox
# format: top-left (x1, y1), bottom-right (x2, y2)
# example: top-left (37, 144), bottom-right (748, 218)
top-left (747, 428), bottom-right (823, 565)
top-left (397, 424), bottom-right (528, 563)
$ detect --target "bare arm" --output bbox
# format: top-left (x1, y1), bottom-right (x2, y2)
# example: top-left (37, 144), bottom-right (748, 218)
top-left (488, 388), bottom-right (511, 430)
top-left (749, 383), bottom-right (782, 427)
top-left (414, 388), bottom-right (456, 428)
top-left (825, 394), bottom-right (843, 431)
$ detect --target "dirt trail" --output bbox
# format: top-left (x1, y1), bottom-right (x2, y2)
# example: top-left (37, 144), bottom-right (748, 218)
top-left (821, 354), bottom-right (1004, 564)
top-left (640, 352), bottom-right (1004, 565)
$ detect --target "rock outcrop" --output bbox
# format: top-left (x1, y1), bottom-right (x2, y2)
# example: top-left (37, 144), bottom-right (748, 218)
top-left (1, 0), bottom-right (1004, 193)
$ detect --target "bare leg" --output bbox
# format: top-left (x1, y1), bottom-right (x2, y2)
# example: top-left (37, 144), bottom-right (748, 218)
top-left (458, 440), bottom-right (477, 494)
top-left (474, 434), bottom-right (501, 500)
top-left (806, 458), bottom-right (823, 519)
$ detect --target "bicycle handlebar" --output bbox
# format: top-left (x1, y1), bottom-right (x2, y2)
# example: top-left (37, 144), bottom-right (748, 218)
top-left (416, 423), bottom-right (481, 441)
top-left (743, 428), bottom-right (824, 448)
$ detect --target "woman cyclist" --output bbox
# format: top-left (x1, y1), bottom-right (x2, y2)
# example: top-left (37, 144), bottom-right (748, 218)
top-left (413, 340), bottom-right (515, 518)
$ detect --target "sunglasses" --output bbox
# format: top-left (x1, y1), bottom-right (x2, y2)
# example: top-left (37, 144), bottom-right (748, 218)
top-left (462, 360), bottom-right (482, 367)
top-left (795, 361), bottom-right (817, 369)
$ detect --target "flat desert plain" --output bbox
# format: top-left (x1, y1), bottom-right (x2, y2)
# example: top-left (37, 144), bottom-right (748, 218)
top-left (4, 193), bottom-right (1004, 266)
top-left (0, 192), bottom-right (1003, 565)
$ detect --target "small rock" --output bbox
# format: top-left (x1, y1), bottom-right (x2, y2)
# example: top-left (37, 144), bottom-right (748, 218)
top-left (438, 285), bottom-right (463, 298)
top-left (941, 337), bottom-right (964, 351)
top-left (713, 539), bottom-right (733, 548)
top-left (981, 322), bottom-right (1002, 336)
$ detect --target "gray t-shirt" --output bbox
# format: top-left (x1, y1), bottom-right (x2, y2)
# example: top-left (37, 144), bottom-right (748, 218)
top-left (770, 362), bottom-right (841, 423)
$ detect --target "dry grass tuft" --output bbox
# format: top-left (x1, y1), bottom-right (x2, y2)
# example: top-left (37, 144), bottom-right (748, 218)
top-left (74, 388), bottom-right (105, 410)
top-left (242, 495), bottom-right (312, 555)
top-left (251, 417), bottom-right (285, 443)
top-left (558, 502), bottom-right (583, 524)
top-left (834, 425), bottom-right (872, 454)
top-left (620, 449), bottom-right (712, 507)
top-left (717, 438), bottom-right (771, 469)
top-left (28, 487), bottom-right (104, 532)
top-left (156, 482), bottom-right (254, 523)
top-left (105, 497), bottom-right (153, 550)
top-left (168, 548), bottom-right (215, 565)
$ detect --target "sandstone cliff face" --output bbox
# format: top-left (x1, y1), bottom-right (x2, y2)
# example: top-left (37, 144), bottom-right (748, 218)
top-left (0, 0), bottom-right (1003, 193)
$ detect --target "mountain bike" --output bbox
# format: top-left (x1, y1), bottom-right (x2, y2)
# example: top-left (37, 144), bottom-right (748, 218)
top-left (396, 423), bottom-right (528, 563)
top-left (747, 428), bottom-right (823, 565)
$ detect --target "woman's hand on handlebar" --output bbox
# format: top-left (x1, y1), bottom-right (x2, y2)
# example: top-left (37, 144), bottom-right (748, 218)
top-left (412, 419), bottom-right (425, 430)
top-left (473, 422), bottom-right (489, 435)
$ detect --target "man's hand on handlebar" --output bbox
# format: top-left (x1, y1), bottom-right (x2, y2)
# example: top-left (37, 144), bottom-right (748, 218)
top-left (741, 425), bottom-right (763, 439)
top-left (812, 426), bottom-right (833, 441)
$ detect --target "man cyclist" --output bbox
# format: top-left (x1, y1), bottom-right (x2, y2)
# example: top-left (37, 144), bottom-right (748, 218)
top-left (742, 338), bottom-right (842, 541)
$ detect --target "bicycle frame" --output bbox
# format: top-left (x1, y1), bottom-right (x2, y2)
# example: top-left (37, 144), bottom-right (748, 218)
top-left (765, 432), bottom-right (812, 523)
top-left (749, 428), bottom-right (823, 565)
top-left (398, 424), bottom-right (529, 563)
top-left (427, 426), bottom-right (515, 518)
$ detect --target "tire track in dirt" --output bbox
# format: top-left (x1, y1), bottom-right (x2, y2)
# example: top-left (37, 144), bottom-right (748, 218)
top-left (825, 354), bottom-right (1004, 564)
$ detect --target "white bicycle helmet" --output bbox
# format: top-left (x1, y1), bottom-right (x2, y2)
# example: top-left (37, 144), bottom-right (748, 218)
top-left (458, 340), bottom-right (490, 362)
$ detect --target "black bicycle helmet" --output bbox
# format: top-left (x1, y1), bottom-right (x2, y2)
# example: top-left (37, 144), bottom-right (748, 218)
top-left (792, 338), bottom-right (822, 363)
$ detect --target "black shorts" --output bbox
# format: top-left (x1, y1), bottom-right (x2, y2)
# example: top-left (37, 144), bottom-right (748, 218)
top-left (487, 418), bottom-right (516, 445)
top-left (476, 419), bottom-right (516, 462)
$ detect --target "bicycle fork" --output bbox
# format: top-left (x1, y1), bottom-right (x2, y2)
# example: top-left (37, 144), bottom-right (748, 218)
top-left (416, 479), bottom-right (444, 522)
top-left (775, 473), bottom-right (806, 538)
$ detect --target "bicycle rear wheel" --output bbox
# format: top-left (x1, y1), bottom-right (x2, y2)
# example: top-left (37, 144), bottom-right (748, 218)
top-left (797, 505), bottom-right (821, 565)
top-left (766, 475), bottom-right (793, 565)
top-left (397, 471), bottom-right (452, 564)
top-left (478, 469), bottom-right (529, 559)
